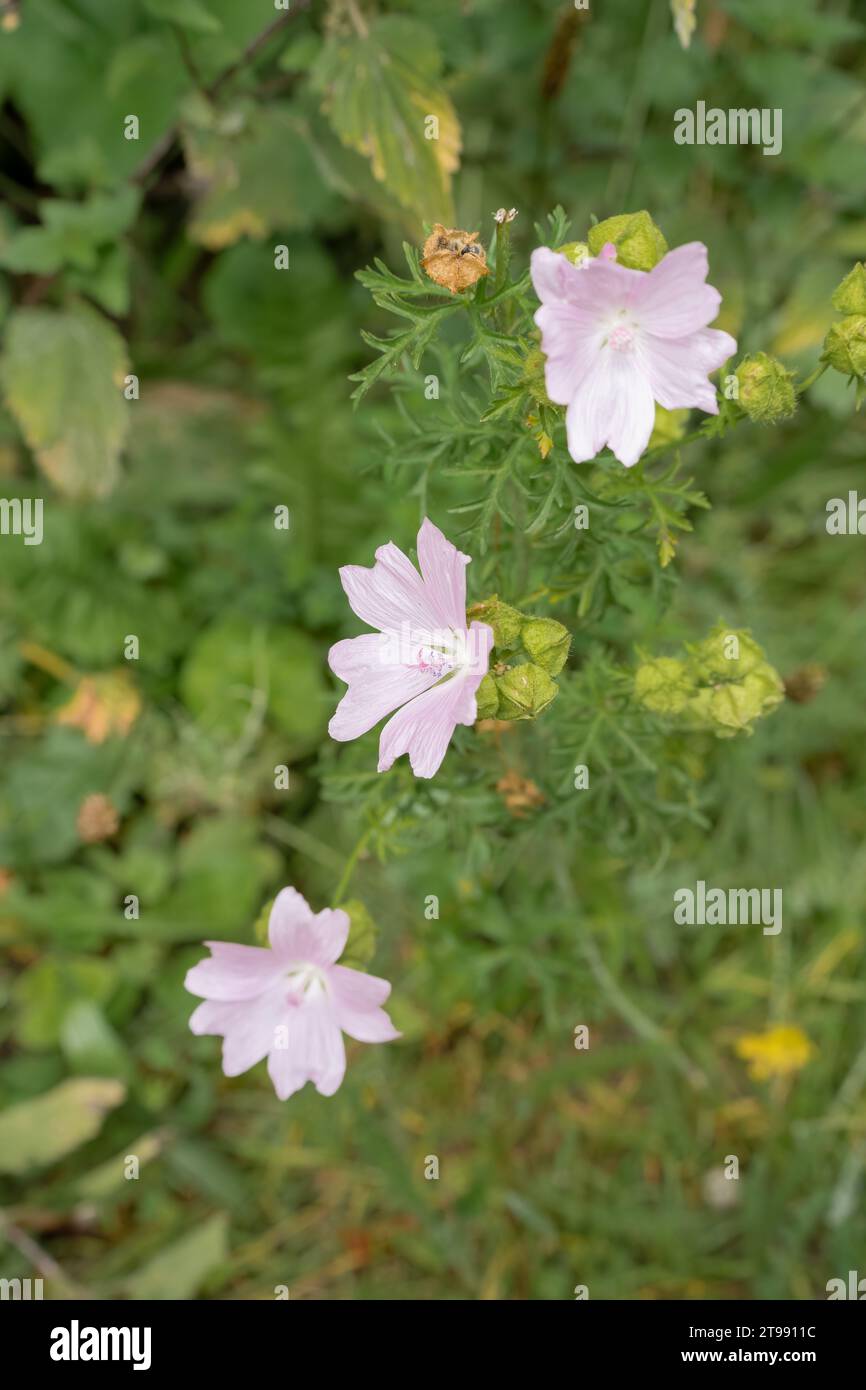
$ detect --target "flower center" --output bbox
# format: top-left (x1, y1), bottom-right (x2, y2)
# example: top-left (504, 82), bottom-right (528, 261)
top-left (607, 322), bottom-right (636, 353)
top-left (284, 963), bottom-right (327, 1007)
top-left (414, 644), bottom-right (454, 678)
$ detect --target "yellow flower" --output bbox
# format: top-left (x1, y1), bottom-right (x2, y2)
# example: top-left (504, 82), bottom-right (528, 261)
top-left (735, 1025), bottom-right (814, 1081)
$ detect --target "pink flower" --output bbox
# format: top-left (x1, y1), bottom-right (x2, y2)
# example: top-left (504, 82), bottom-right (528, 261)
top-left (530, 240), bottom-right (737, 468)
top-left (186, 887), bottom-right (399, 1101)
top-left (328, 518), bottom-right (493, 779)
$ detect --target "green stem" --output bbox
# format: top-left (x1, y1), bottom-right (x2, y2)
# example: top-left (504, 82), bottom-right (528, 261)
top-left (331, 828), bottom-right (372, 907)
top-left (796, 362), bottom-right (828, 394)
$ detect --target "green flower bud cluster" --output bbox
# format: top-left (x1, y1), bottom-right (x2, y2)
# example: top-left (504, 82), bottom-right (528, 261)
top-left (587, 210), bottom-right (668, 271)
top-left (823, 264), bottom-right (866, 385)
top-left (634, 622), bottom-right (784, 738)
top-left (469, 595), bottom-right (571, 722)
top-left (734, 352), bottom-right (797, 424)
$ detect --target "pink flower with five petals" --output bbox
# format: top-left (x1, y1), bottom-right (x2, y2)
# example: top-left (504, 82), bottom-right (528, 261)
top-left (328, 518), bottom-right (493, 779)
top-left (186, 887), bottom-right (399, 1101)
top-left (530, 240), bottom-right (737, 468)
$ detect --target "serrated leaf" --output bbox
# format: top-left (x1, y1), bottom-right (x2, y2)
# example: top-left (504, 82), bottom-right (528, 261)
top-left (312, 16), bottom-right (461, 223)
top-left (0, 303), bottom-right (129, 499)
top-left (0, 1078), bottom-right (125, 1175)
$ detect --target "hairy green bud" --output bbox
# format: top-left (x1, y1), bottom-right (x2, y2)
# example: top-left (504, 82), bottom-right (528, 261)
top-left (735, 352), bottom-right (797, 423)
top-left (634, 656), bottom-right (695, 715)
top-left (587, 211), bottom-right (668, 271)
top-left (636, 624), bottom-right (784, 737)
top-left (495, 662), bottom-right (559, 720)
top-left (831, 263), bottom-right (866, 316)
top-left (467, 594), bottom-right (524, 649)
top-left (822, 315), bottom-right (866, 380)
top-left (520, 617), bottom-right (571, 675)
top-left (689, 671), bottom-right (784, 738)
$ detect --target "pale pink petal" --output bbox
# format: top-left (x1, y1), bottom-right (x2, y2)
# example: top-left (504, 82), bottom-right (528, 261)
top-left (189, 993), bottom-right (285, 1077)
top-left (328, 633), bottom-right (440, 741)
top-left (268, 895), bottom-right (349, 966)
top-left (416, 518), bottom-right (471, 631)
top-left (642, 328), bottom-right (735, 413)
top-left (534, 303), bottom-right (603, 404)
top-left (633, 243), bottom-right (722, 338)
top-left (530, 246), bottom-right (586, 303)
top-left (330, 964), bottom-right (400, 1043)
top-left (339, 540), bottom-right (443, 637)
top-left (689, 326), bottom-right (738, 372)
top-left (378, 678), bottom-right (473, 779)
top-left (566, 353), bottom-right (655, 468)
top-left (267, 1000), bottom-right (346, 1100)
top-left (329, 963), bottom-right (392, 1008)
top-left (185, 941), bottom-right (283, 1002)
top-left (267, 886), bottom-right (313, 955)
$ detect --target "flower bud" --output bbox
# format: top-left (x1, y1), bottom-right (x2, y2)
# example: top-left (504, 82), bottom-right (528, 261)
top-left (494, 662), bottom-right (559, 720)
top-left (822, 315), bottom-right (866, 380)
top-left (689, 670), bottom-right (783, 738)
top-left (466, 594), bottom-right (523, 650)
top-left (474, 673), bottom-right (500, 720)
top-left (587, 211), bottom-right (668, 271)
top-left (634, 657), bottom-right (695, 715)
top-left (734, 352), bottom-right (797, 423)
top-left (520, 617), bottom-right (571, 675)
top-left (831, 263), bottom-right (866, 315)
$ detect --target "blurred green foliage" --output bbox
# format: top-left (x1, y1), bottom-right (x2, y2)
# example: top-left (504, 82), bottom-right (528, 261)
top-left (0, 0), bottom-right (864, 1301)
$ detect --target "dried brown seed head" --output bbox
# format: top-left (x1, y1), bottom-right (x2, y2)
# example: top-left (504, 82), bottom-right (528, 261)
top-left (421, 223), bottom-right (489, 293)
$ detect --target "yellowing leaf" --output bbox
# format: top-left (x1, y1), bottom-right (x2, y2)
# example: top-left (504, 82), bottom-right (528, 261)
top-left (181, 101), bottom-right (336, 249)
top-left (1, 303), bottom-right (129, 498)
top-left (312, 16), bottom-right (461, 224)
top-left (0, 1078), bottom-right (125, 1174)
top-left (55, 670), bottom-right (141, 744)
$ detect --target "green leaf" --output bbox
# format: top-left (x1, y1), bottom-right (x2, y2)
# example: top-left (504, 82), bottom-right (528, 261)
top-left (60, 1000), bottom-right (130, 1080)
top-left (144, 0), bottom-right (222, 34)
top-left (155, 815), bottom-right (280, 941)
top-left (124, 1212), bottom-right (229, 1300)
top-left (0, 1078), bottom-right (125, 1175)
top-left (180, 619), bottom-right (327, 750)
top-left (181, 101), bottom-right (337, 249)
top-left (312, 16), bottom-right (461, 224)
top-left (13, 956), bottom-right (115, 1049)
top-left (0, 303), bottom-right (129, 499)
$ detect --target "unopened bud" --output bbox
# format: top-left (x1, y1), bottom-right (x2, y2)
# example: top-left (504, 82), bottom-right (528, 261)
top-left (520, 617), bottom-right (571, 675)
top-left (587, 210), bottom-right (668, 271)
top-left (495, 662), bottom-right (559, 720)
top-left (822, 315), bottom-right (866, 380)
top-left (466, 594), bottom-right (523, 650)
top-left (831, 263), bottom-right (866, 316)
top-left (734, 352), bottom-right (797, 423)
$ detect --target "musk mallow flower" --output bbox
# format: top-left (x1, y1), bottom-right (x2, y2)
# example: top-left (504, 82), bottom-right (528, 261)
top-left (530, 239), bottom-right (737, 468)
top-left (328, 518), bottom-right (494, 779)
top-left (186, 887), bottom-right (398, 1101)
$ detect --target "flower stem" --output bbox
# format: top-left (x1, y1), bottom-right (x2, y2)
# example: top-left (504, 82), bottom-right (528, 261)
top-left (332, 828), bottom-right (372, 906)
